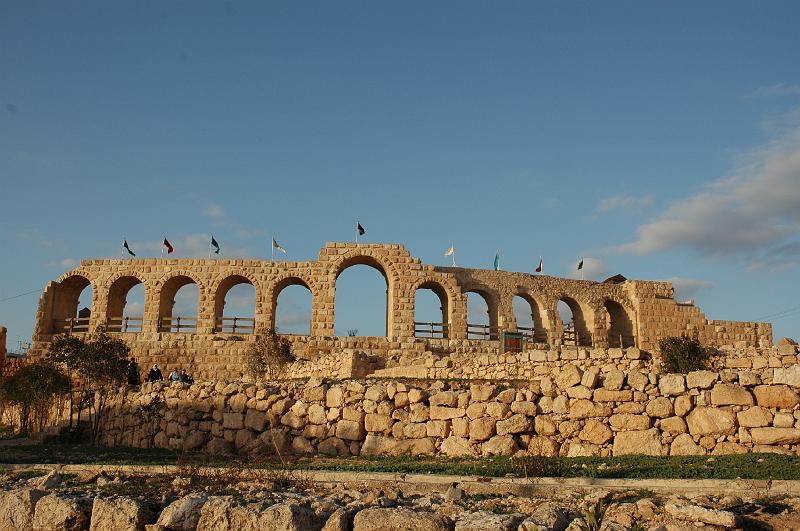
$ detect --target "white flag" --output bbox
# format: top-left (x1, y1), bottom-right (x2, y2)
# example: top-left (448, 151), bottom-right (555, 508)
top-left (272, 238), bottom-right (286, 253)
top-left (444, 245), bottom-right (454, 256)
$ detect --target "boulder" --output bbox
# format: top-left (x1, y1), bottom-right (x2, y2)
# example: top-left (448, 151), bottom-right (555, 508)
top-left (773, 366), bottom-right (800, 387)
top-left (430, 406), bottom-right (466, 420)
top-left (592, 389), bottom-right (632, 402)
top-left (469, 417), bottom-right (496, 441)
top-left (526, 436), bottom-right (560, 457)
top-left (525, 502), bottom-right (571, 531)
top-left (335, 420), bottom-right (366, 441)
top-left (612, 428), bottom-right (665, 456)
top-left (353, 507), bottom-right (451, 531)
top-left (569, 400), bottom-right (611, 419)
top-left (32, 493), bottom-right (91, 530)
top-left (665, 503), bottom-right (738, 528)
top-left (196, 497), bottom-right (319, 531)
top-left (602, 370), bottom-right (626, 391)
top-left (0, 488), bottom-right (46, 531)
top-left (753, 385), bottom-right (800, 409)
top-left (255, 501), bottom-right (319, 530)
top-left (454, 510), bottom-right (521, 530)
top-left (710, 384), bottom-right (754, 406)
top-left (364, 413), bottom-right (393, 433)
top-left (429, 391), bottom-right (458, 407)
top-left (90, 496), bottom-right (153, 531)
top-left (660, 416), bottom-right (688, 434)
top-left (326, 387), bottom-right (344, 408)
top-left (749, 428), bottom-right (800, 445)
top-left (156, 494), bottom-right (208, 531)
top-left (183, 431), bottom-right (209, 452)
top-left (317, 437), bottom-right (349, 456)
top-left (35, 469), bottom-right (62, 490)
top-left (205, 437), bottom-right (235, 456)
top-left (686, 407), bottom-right (737, 436)
top-left (608, 414), bottom-right (650, 431)
top-left (555, 365), bottom-right (583, 390)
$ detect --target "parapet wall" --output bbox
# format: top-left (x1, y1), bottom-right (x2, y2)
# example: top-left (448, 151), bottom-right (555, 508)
top-left (100, 345), bottom-right (800, 459)
top-left (29, 242), bottom-right (772, 380)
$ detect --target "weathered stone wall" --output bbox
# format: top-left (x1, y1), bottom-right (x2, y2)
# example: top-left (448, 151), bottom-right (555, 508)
top-left (100, 352), bottom-right (800, 458)
top-left (29, 243), bottom-right (772, 380)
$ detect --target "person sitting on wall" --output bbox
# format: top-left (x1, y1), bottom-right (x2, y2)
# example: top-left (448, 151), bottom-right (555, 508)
top-left (147, 364), bottom-right (163, 382)
top-left (127, 357), bottom-right (141, 386)
top-left (169, 368), bottom-right (181, 382)
top-left (179, 369), bottom-right (193, 385)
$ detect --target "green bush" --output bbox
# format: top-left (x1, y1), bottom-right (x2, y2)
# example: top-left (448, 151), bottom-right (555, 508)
top-left (658, 336), bottom-right (715, 374)
top-left (0, 361), bottom-right (70, 434)
top-left (245, 331), bottom-right (296, 381)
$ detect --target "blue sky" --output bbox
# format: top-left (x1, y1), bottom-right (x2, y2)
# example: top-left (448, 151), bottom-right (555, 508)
top-left (1, 1), bottom-right (799, 348)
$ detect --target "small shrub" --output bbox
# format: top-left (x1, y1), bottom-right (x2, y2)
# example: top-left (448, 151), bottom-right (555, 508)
top-left (514, 455), bottom-right (564, 478)
top-left (245, 331), bottom-right (296, 381)
top-left (578, 495), bottom-right (610, 531)
top-left (658, 336), bottom-right (715, 374)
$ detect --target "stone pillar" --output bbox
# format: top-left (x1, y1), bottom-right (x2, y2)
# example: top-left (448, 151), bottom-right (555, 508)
top-left (142, 285), bottom-right (160, 334)
top-left (196, 284), bottom-right (215, 335)
top-left (450, 292), bottom-right (468, 340)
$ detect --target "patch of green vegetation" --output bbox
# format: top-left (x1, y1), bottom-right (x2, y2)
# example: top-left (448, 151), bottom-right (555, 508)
top-left (3, 446), bottom-right (800, 482)
top-left (12, 469), bottom-right (48, 480)
top-left (611, 489), bottom-right (663, 507)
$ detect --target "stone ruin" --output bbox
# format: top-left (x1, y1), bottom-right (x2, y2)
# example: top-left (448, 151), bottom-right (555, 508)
top-left (27, 242), bottom-right (772, 380)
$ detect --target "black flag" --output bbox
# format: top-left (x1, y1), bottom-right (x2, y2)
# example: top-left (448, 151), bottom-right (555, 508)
top-left (577, 259), bottom-right (584, 271)
top-left (357, 222), bottom-right (365, 236)
top-left (123, 240), bottom-right (135, 257)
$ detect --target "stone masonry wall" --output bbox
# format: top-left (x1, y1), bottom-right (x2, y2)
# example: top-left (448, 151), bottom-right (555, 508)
top-left (29, 243), bottom-right (772, 381)
top-left (99, 351), bottom-right (800, 459)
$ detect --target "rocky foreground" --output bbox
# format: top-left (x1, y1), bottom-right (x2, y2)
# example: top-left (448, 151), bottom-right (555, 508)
top-left (2, 466), bottom-right (800, 530)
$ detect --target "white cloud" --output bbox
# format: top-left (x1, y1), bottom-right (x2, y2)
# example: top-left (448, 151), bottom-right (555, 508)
top-left (608, 121), bottom-right (800, 270)
top-left (748, 83), bottom-right (800, 98)
top-left (662, 277), bottom-right (713, 301)
top-left (596, 195), bottom-right (654, 214)
top-left (203, 203), bottom-right (224, 219)
top-left (47, 258), bottom-right (78, 269)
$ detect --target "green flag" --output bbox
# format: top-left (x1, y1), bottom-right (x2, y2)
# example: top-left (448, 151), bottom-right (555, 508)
top-left (211, 235), bottom-right (220, 254)
top-left (493, 252), bottom-right (500, 271)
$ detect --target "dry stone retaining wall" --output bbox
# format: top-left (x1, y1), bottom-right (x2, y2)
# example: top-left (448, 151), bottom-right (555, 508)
top-left (99, 358), bottom-right (800, 458)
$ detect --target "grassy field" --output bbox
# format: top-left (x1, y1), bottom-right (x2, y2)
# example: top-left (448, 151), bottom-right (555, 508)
top-left (2, 444), bottom-right (800, 481)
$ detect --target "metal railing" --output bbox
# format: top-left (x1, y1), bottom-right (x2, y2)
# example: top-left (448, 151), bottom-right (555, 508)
top-left (159, 316), bottom-right (197, 333)
top-left (467, 323), bottom-right (500, 340)
top-left (215, 316), bottom-right (255, 334)
top-left (562, 322), bottom-right (578, 345)
top-left (413, 321), bottom-right (448, 338)
top-left (52, 317), bottom-right (90, 334)
top-left (608, 333), bottom-right (636, 348)
top-left (517, 325), bottom-right (548, 343)
top-left (106, 316), bottom-right (143, 333)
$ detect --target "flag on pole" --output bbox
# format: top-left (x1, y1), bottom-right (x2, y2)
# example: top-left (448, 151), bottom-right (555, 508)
top-left (162, 238), bottom-right (174, 254)
top-left (493, 252), bottom-right (500, 271)
top-left (123, 240), bottom-right (135, 257)
top-left (211, 236), bottom-right (220, 254)
top-left (357, 222), bottom-right (365, 236)
top-left (272, 238), bottom-right (286, 253)
top-left (535, 256), bottom-right (543, 273)
top-left (444, 245), bottom-right (454, 257)
top-left (577, 259), bottom-right (583, 271)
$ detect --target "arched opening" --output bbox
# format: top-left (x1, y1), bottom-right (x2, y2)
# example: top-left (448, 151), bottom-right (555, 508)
top-left (107, 276), bottom-right (144, 333)
top-left (414, 281), bottom-right (449, 338)
top-left (274, 279), bottom-right (313, 335)
top-left (51, 275), bottom-right (93, 333)
top-left (467, 290), bottom-right (498, 340)
top-left (513, 294), bottom-right (547, 342)
top-left (214, 275), bottom-right (256, 334)
top-left (605, 300), bottom-right (635, 348)
top-left (334, 258), bottom-right (389, 337)
top-left (159, 275), bottom-right (198, 333)
top-left (558, 297), bottom-right (591, 346)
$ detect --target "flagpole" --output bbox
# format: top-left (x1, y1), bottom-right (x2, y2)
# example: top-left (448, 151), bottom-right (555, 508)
top-left (581, 258), bottom-right (584, 281)
top-left (452, 244), bottom-right (456, 267)
top-left (355, 221), bottom-right (359, 244)
top-left (271, 238), bottom-right (274, 261)
top-left (161, 237), bottom-right (164, 259)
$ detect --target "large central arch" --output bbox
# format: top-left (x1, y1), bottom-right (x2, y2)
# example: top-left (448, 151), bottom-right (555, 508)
top-left (107, 274), bottom-right (145, 333)
top-left (213, 275), bottom-right (256, 334)
top-left (272, 276), bottom-right (313, 335)
top-left (50, 274), bottom-right (93, 333)
top-left (413, 280), bottom-right (451, 338)
top-left (158, 274), bottom-right (199, 333)
top-left (333, 255), bottom-right (392, 337)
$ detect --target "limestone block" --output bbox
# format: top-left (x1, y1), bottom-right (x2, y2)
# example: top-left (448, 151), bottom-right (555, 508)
top-left (713, 441), bottom-right (748, 455)
top-left (645, 397), bottom-right (673, 418)
top-left (469, 384), bottom-right (496, 402)
top-left (753, 385), bottom-right (800, 409)
top-left (658, 374), bottom-right (686, 396)
top-left (593, 389), bottom-right (633, 402)
top-left (403, 422), bottom-right (427, 439)
top-left (485, 402), bottom-right (511, 419)
top-left (555, 364), bottom-right (583, 390)
top-left (660, 416), bottom-right (688, 434)
top-left (710, 384), bottom-right (754, 406)
top-left (409, 403), bottom-right (430, 423)
top-left (496, 414), bottom-right (533, 435)
top-left (627, 372), bottom-right (649, 392)
top-left (510, 401), bottom-right (537, 415)
top-left (750, 427), bottom-right (800, 445)
top-left (439, 436), bottom-right (476, 457)
top-left (566, 441), bottom-right (600, 457)
top-left (495, 388), bottom-right (516, 404)
top-left (603, 371), bottom-right (626, 391)
top-left (566, 386), bottom-right (593, 400)
top-left (615, 402), bottom-right (645, 414)
top-left (281, 411), bottom-right (307, 430)
top-left (364, 413), bottom-right (393, 433)
top-left (335, 420), bottom-right (366, 441)
top-left (569, 400), bottom-right (611, 420)
top-left (686, 370), bottom-right (717, 390)
top-left (222, 412), bottom-right (244, 430)
top-left (481, 435), bottom-right (518, 456)
top-left (353, 507), bottom-right (451, 531)
top-left (451, 417), bottom-right (469, 438)
top-left (674, 395), bottom-right (694, 417)
top-left (155, 493), bottom-right (208, 531)
top-left (580, 370), bottom-right (599, 389)
top-left (609, 414), bottom-right (651, 431)
top-left (465, 402), bottom-right (486, 420)
top-left (612, 428), bottom-right (665, 456)
top-left (670, 433), bottom-right (705, 456)
top-left (318, 437), bottom-right (349, 456)
top-left (0, 488), bottom-right (46, 531)
top-left (90, 496), bottom-right (153, 531)
top-left (737, 406), bottom-right (773, 428)
top-left (426, 420), bottom-right (450, 438)
top-left (664, 503), bottom-right (738, 528)
top-left (774, 412), bottom-right (795, 428)
top-left (526, 436), bottom-right (560, 457)
top-left (326, 387), bottom-right (344, 408)
top-left (429, 406), bottom-right (466, 420)
top-left (772, 366), bottom-right (800, 387)
top-left (579, 420), bottom-right (613, 445)
top-left (429, 391), bottom-right (458, 407)
top-left (534, 416), bottom-right (557, 436)
top-left (686, 407), bottom-right (737, 436)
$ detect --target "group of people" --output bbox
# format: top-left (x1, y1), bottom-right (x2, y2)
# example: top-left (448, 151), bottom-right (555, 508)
top-left (146, 364), bottom-right (194, 384)
top-left (126, 357), bottom-right (194, 386)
